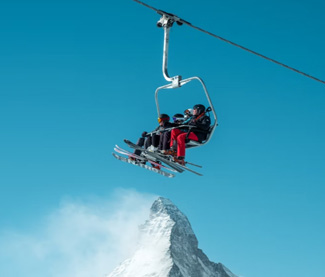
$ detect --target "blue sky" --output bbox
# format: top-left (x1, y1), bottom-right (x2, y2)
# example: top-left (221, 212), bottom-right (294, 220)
top-left (0, 0), bottom-right (325, 276)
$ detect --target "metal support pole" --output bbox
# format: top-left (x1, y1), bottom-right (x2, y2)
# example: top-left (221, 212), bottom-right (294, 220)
top-left (162, 26), bottom-right (172, 82)
top-left (157, 14), bottom-right (181, 87)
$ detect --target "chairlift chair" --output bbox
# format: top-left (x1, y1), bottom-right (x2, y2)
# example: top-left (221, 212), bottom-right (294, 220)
top-left (155, 12), bottom-right (218, 149)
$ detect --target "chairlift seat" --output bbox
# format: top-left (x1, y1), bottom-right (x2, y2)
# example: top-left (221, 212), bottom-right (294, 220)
top-left (185, 125), bottom-right (215, 149)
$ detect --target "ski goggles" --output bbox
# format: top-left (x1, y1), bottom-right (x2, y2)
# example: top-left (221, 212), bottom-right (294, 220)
top-left (173, 117), bottom-right (185, 122)
top-left (158, 117), bottom-right (168, 123)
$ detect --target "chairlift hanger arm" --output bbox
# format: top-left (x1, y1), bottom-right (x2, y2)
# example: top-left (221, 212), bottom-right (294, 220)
top-left (156, 12), bottom-right (183, 87)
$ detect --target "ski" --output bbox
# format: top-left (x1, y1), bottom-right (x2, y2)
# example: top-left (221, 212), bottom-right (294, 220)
top-left (112, 153), bottom-right (175, 178)
top-left (115, 145), bottom-right (179, 173)
top-left (114, 145), bottom-right (146, 161)
top-left (123, 139), bottom-right (203, 176)
top-left (114, 145), bottom-right (178, 173)
top-left (166, 159), bottom-right (203, 176)
top-left (123, 139), bottom-right (184, 173)
top-left (185, 161), bottom-right (202, 168)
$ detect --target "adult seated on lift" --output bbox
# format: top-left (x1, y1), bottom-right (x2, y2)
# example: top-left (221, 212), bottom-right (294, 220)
top-left (167, 104), bottom-right (211, 165)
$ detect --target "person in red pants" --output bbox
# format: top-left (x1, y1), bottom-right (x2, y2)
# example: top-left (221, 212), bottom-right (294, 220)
top-left (169, 104), bottom-right (211, 165)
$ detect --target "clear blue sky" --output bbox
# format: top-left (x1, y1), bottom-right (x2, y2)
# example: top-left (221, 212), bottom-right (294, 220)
top-left (0, 0), bottom-right (325, 276)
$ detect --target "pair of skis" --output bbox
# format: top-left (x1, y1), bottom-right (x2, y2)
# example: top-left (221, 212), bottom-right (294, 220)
top-left (112, 139), bottom-right (202, 178)
top-left (114, 145), bottom-right (177, 177)
top-left (112, 153), bottom-right (175, 178)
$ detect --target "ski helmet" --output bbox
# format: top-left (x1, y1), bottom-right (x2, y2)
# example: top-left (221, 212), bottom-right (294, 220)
top-left (158, 114), bottom-right (170, 123)
top-left (193, 104), bottom-right (206, 115)
top-left (173, 113), bottom-right (185, 123)
top-left (184, 108), bottom-right (193, 116)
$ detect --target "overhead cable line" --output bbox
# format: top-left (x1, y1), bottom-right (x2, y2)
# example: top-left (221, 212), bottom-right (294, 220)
top-left (132, 0), bottom-right (325, 85)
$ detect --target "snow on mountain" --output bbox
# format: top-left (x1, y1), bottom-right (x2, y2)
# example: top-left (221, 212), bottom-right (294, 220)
top-left (108, 197), bottom-right (237, 277)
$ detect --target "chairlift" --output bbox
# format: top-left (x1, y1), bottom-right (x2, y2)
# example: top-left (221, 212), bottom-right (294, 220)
top-left (155, 12), bottom-right (218, 148)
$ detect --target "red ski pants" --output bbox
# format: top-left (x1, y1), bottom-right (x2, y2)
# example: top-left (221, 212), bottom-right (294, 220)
top-left (170, 129), bottom-right (199, 157)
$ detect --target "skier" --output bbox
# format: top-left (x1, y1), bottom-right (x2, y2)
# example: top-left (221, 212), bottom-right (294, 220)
top-left (168, 104), bottom-right (211, 165)
top-left (160, 113), bottom-right (185, 154)
top-left (132, 114), bottom-right (172, 162)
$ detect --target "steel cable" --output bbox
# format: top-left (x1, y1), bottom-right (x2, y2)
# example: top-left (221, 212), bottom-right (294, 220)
top-left (132, 0), bottom-right (325, 85)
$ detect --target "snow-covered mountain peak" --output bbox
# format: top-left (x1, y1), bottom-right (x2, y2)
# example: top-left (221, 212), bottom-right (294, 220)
top-left (108, 197), bottom-right (237, 277)
top-left (150, 197), bottom-right (189, 221)
top-left (149, 197), bottom-right (195, 234)
top-left (150, 196), bottom-right (174, 214)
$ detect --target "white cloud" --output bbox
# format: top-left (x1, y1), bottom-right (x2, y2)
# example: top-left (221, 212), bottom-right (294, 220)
top-left (0, 189), bottom-right (157, 277)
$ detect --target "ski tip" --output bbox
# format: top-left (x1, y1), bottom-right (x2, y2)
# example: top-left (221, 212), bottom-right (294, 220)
top-left (124, 139), bottom-right (133, 145)
top-left (185, 162), bottom-right (203, 168)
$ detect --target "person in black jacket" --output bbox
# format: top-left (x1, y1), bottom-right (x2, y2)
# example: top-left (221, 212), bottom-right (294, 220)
top-left (133, 114), bottom-right (171, 156)
top-left (169, 104), bottom-right (211, 165)
top-left (131, 114), bottom-right (173, 169)
top-left (156, 114), bottom-right (174, 152)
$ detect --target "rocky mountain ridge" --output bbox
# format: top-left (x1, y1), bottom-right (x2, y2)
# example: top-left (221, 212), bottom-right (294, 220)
top-left (108, 197), bottom-right (237, 277)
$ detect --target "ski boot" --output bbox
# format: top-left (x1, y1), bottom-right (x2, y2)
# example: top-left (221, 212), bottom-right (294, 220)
top-left (174, 156), bottom-right (185, 166)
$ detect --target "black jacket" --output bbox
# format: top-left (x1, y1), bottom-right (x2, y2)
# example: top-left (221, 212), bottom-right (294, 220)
top-left (188, 114), bottom-right (211, 142)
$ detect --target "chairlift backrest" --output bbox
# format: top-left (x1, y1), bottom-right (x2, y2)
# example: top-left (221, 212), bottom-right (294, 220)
top-left (185, 125), bottom-right (215, 148)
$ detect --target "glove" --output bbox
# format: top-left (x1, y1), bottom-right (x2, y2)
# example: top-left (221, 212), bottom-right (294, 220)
top-left (142, 131), bottom-right (148, 137)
